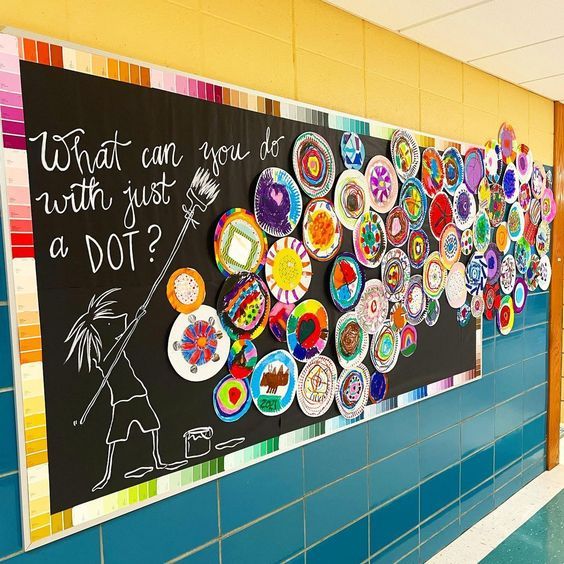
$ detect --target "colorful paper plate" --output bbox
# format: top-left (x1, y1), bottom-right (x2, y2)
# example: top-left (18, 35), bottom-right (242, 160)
top-left (541, 188), bottom-right (556, 223)
top-left (507, 202), bottom-right (525, 241)
top-left (425, 299), bottom-right (440, 327)
top-left (442, 146), bottom-right (464, 195)
top-left (330, 252), bottom-right (365, 312)
top-left (536, 221), bottom-right (551, 256)
top-left (519, 182), bottom-right (531, 212)
top-left (423, 251), bottom-right (447, 299)
top-left (439, 223), bottom-right (461, 269)
top-left (421, 147), bottom-right (445, 197)
top-left (292, 131), bottom-right (335, 198)
top-left (452, 183), bottom-right (476, 230)
top-left (341, 132), bottom-right (365, 170)
top-left (445, 262), bottom-right (468, 309)
top-left (335, 311), bottom-right (369, 369)
top-left (166, 267), bottom-right (206, 314)
top-left (365, 155), bottom-right (399, 213)
top-left (302, 198), bottom-right (343, 262)
top-left (537, 255), bottom-right (552, 291)
top-left (168, 305), bottom-right (229, 382)
top-left (502, 163), bottom-right (519, 204)
top-left (355, 279), bottom-right (389, 334)
top-left (269, 302), bottom-right (295, 342)
top-left (404, 274), bottom-right (427, 325)
top-left (529, 198), bottom-right (542, 225)
top-left (335, 365), bottom-right (370, 419)
top-left (498, 122), bottom-right (517, 165)
top-left (385, 206), bottom-right (410, 247)
top-left (369, 371), bottom-right (389, 404)
top-left (265, 237), bottom-right (312, 304)
top-left (399, 177), bottom-right (428, 229)
top-left (390, 128), bottom-right (421, 182)
top-left (227, 339), bottom-right (257, 380)
top-left (459, 229), bottom-right (472, 256)
top-left (484, 282), bottom-right (501, 320)
top-left (531, 162), bottom-right (546, 199)
top-left (464, 147), bottom-right (484, 194)
top-left (526, 253), bottom-right (540, 292)
top-left (465, 253), bottom-right (487, 296)
top-left (214, 208), bottom-right (267, 276)
top-left (428, 192), bottom-right (453, 240)
top-left (217, 272), bottom-right (271, 340)
top-left (478, 178), bottom-right (491, 209)
top-left (484, 139), bottom-right (503, 183)
top-left (353, 211), bottom-right (388, 268)
top-left (251, 350), bottom-right (297, 416)
top-left (213, 375), bottom-right (252, 422)
top-left (486, 183), bottom-right (506, 228)
top-left (400, 325), bottom-right (417, 357)
top-left (254, 167), bottom-right (303, 237)
top-left (513, 277), bottom-right (528, 313)
top-left (515, 238), bottom-right (532, 274)
top-left (390, 302), bottom-right (408, 332)
top-left (334, 169), bottom-right (370, 230)
top-left (471, 295), bottom-right (485, 318)
top-left (496, 222), bottom-right (511, 254)
top-left (484, 243), bottom-right (502, 283)
top-left (287, 299), bottom-right (329, 362)
top-left (496, 295), bottom-right (514, 336)
top-left (499, 254), bottom-right (517, 294)
top-left (457, 302), bottom-right (472, 327)
top-left (407, 229), bottom-right (430, 269)
top-left (296, 355), bottom-right (337, 417)
top-left (370, 321), bottom-right (400, 373)
top-left (381, 248), bottom-right (411, 302)
top-left (473, 210), bottom-right (491, 253)
top-left (516, 144), bottom-right (533, 183)
top-left (523, 212), bottom-right (538, 246)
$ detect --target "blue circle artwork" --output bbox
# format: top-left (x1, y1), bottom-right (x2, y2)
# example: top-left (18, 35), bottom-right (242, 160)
top-left (340, 132), bottom-right (365, 170)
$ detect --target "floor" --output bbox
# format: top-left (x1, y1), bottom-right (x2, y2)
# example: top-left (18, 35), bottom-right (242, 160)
top-left (429, 437), bottom-right (564, 563)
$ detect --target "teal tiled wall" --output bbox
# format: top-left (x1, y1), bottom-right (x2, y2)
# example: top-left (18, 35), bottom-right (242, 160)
top-left (0, 236), bottom-right (549, 562)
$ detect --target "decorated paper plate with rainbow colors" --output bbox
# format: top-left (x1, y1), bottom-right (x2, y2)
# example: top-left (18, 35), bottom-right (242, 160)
top-left (297, 355), bottom-right (337, 417)
top-left (287, 299), bottom-right (329, 362)
top-left (292, 131), bottom-right (336, 197)
top-left (213, 375), bottom-right (252, 422)
top-left (335, 364), bottom-right (370, 419)
top-left (390, 128), bottom-right (420, 182)
top-left (365, 155), bottom-right (399, 213)
top-left (334, 169), bottom-right (370, 230)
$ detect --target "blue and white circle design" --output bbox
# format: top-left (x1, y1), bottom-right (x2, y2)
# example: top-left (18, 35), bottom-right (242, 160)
top-left (340, 132), bottom-right (365, 170)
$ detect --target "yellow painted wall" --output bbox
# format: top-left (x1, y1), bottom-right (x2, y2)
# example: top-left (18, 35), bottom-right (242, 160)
top-left (0, 0), bottom-right (554, 163)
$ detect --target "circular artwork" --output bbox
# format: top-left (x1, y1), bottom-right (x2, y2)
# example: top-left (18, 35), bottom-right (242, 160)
top-left (423, 251), bottom-right (447, 299)
top-left (353, 211), bottom-right (388, 268)
top-left (499, 254), bottom-right (517, 294)
top-left (385, 206), bottom-right (410, 247)
top-left (461, 228), bottom-right (473, 256)
top-left (486, 183), bottom-right (506, 228)
top-left (330, 252), bottom-right (365, 312)
top-left (228, 339), bottom-right (257, 379)
top-left (513, 277), bottom-right (528, 313)
top-left (335, 365), bottom-right (370, 419)
top-left (166, 267), bottom-right (206, 314)
top-left (499, 122), bottom-right (517, 165)
top-left (390, 128), bottom-right (420, 182)
top-left (217, 272), bottom-right (271, 340)
top-left (478, 178), bottom-right (491, 209)
top-left (515, 238), bottom-right (532, 274)
top-left (439, 223), bottom-right (461, 269)
top-left (443, 147), bottom-right (464, 195)
top-left (407, 229), bottom-right (430, 269)
top-left (536, 220), bottom-right (551, 256)
top-left (254, 167), bottom-right (302, 237)
top-left (473, 210), bottom-right (491, 253)
top-left (369, 371), bottom-right (388, 404)
top-left (484, 139), bottom-right (503, 183)
top-left (466, 253), bottom-right (487, 295)
top-left (526, 254), bottom-right (540, 291)
top-left (404, 275), bottom-right (427, 325)
top-left (421, 147), bottom-right (445, 197)
top-left (537, 255), bottom-right (552, 291)
top-left (370, 321), bottom-right (400, 373)
top-left (381, 248), bottom-right (411, 302)
top-left (334, 170), bottom-right (370, 230)
top-left (265, 237), bottom-right (312, 304)
top-left (529, 198), bottom-right (542, 226)
top-left (531, 162), bottom-right (546, 199)
top-left (168, 305), bottom-right (229, 382)
top-left (292, 131), bottom-right (335, 197)
top-left (445, 262), bottom-right (468, 309)
top-left (287, 299), bottom-right (329, 362)
top-left (213, 375), bottom-right (252, 422)
top-left (523, 213), bottom-right (538, 247)
top-left (390, 302), bottom-right (408, 332)
top-left (464, 147), bottom-right (484, 194)
top-left (497, 295), bottom-right (514, 336)
top-left (302, 198), bottom-right (343, 262)
top-left (365, 155), bottom-right (399, 213)
top-left (496, 223), bottom-right (511, 254)
top-left (484, 282), bottom-right (501, 320)
top-left (214, 208), bottom-right (268, 276)
top-left (541, 188), bottom-right (556, 223)
top-left (335, 312), bottom-right (369, 369)
top-left (429, 193), bottom-right (454, 240)
top-left (355, 279), bottom-right (389, 334)
top-left (457, 302), bottom-right (472, 327)
top-left (400, 178), bottom-right (428, 229)
top-left (507, 202), bottom-right (525, 241)
top-left (251, 350), bottom-right (297, 416)
top-left (502, 163), bottom-right (519, 204)
top-left (452, 183), bottom-right (477, 230)
top-left (484, 243), bottom-right (502, 283)
top-left (297, 355), bottom-right (337, 417)
top-left (426, 299), bottom-right (440, 326)
top-left (519, 183), bottom-right (531, 212)
top-left (516, 144), bottom-right (533, 183)
top-left (269, 302), bottom-right (295, 342)
top-left (471, 295), bottom-right (485, 318)
top-left (341, 132), bottom-right (365, 170)
top-left (400, 325), bottom-right (417, 357)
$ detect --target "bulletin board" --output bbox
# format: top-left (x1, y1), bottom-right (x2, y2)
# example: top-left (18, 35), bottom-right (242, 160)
top-left (3, 30), bottom-right (537, 549)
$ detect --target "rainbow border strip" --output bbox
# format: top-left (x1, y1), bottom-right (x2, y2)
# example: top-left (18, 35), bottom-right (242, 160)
top-left (0, 31), bottom-right (481, 550)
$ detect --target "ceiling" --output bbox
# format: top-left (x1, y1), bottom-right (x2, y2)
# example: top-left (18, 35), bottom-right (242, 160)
top-left (324, 0), bottom-right (564, 101)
